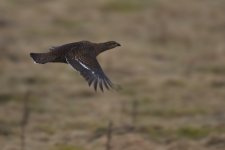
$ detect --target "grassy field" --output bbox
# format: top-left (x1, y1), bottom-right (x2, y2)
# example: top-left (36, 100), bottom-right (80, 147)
top-left (1, 0), bottom-right (225, 150)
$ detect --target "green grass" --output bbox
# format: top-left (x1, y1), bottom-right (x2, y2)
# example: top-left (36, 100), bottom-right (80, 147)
top-left (49, 144), bottom-right (85, 150)
top-left (101, 0), bottom-right (148, 12)
top-left (124, 102), bottom-right (208, 118)
top-left (0, 93), bottom-right (15, 104)
top-left (143, 125), bottom-right (225, 140)
top-left (163, 79), bottom-right (187, 88)
top-left (0, 124), bottom-right (13, 136)
top-left (24, 28), bottom-right (61, 38)
top-left (120, 87), bottom-right (137, 96)
top-left (197, 65), bottom-right (225, 75)
top-left (176, 126), bottom-right (211, 139)
top-left (144, 108), bottom-right (208, 118)
top-left (52, 18), bottom-right (83, 29)
top-left (0, 119), bottom-right (19, 136)
top-left (34, 124), bottom-right (56, 135)
top-left (210, 80), bottom-right (225, 88)
top-left (62, 121), bottom-right (103, 131)
top-left (144, 126), bottom-right (173, 140)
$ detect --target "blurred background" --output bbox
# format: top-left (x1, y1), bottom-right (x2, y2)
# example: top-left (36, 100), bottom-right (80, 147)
top-left (1, 0), bottom-right (225, 150)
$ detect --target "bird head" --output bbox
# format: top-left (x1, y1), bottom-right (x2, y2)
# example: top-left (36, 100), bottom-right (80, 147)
top-left (104, 41), bottom-right (121, 49)
top-left (95, 41), bottom-right (121, 56)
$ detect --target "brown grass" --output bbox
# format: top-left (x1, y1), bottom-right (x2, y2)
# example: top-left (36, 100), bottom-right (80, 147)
top-left (0, 0), bottom-right (225, 150)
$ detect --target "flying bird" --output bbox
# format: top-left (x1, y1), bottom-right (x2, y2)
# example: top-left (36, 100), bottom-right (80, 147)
top-left (30, 41), bottom-right (121, 92)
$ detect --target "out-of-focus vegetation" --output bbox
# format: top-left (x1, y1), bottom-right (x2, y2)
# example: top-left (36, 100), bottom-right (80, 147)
top-left (1, 0), bottom-right (225, 150)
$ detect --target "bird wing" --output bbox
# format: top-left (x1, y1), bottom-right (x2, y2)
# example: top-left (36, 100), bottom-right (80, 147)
top-left (65, 51), bottom-right (113, 91)
top-left (49, 42), bottom-right (81, 52)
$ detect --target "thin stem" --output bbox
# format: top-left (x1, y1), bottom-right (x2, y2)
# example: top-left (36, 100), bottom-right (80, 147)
top-left (106, 121), bottom-right (113, 150)
top-left (20, 91), bottom-right (30, 150)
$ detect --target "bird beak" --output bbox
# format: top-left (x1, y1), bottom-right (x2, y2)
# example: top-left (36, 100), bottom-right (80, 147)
top-left (117, 43), bottom-right (121, 46)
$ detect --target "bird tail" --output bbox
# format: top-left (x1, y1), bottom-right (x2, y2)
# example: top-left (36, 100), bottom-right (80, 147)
top-left (30, 52), bottom-right (55, 64)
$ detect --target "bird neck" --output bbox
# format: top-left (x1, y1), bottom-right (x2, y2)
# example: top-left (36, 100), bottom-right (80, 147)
top-left (95, 43), bottom-right (111, 56)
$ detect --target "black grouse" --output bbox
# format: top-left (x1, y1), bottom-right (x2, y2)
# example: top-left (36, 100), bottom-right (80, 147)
top-left (30, 41), bottom-right (121, 92)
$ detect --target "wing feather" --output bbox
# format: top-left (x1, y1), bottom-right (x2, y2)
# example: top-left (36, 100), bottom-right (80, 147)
top-left (65, 52), bottom-right (113, 91)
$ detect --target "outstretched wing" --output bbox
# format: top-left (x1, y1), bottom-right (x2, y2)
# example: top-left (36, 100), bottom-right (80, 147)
top-left (49, 42), bottom-right (83, 52)
top-left (65, 52), bottom-right (113, 91)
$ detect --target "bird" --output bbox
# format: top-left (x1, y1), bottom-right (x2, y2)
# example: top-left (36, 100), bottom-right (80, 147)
top-left (30, 41), bottom-right (121, 92)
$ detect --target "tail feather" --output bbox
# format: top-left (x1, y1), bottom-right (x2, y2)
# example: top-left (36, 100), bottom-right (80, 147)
top-left (30, 52), bottom-right (55, 64)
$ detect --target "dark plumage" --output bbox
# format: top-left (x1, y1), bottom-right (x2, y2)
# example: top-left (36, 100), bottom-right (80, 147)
top-left (30, 41), bottom-right (121, 91)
